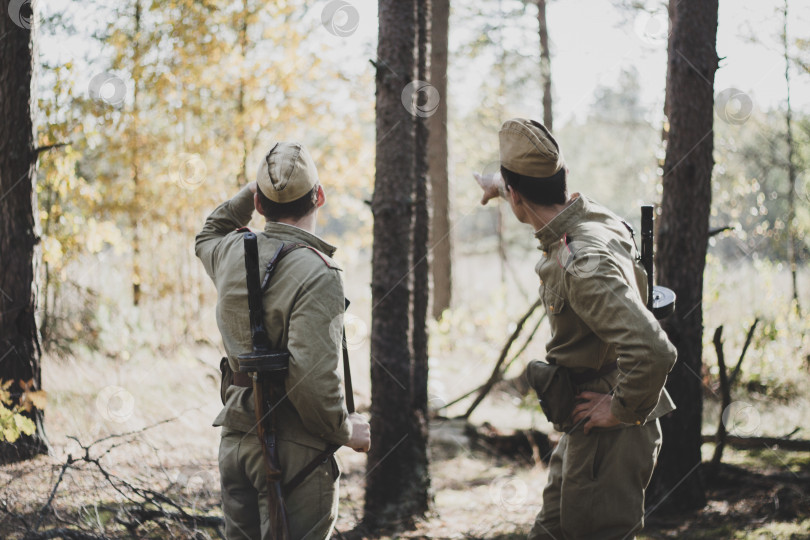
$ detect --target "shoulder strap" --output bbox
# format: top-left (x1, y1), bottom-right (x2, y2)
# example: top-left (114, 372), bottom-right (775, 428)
top-left (261, 243), bottom-right (306, 291)
top-left (260, 242), bottom-right (339, 291)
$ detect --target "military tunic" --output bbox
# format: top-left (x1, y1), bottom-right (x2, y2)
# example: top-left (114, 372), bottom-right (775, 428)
top-left (196, 185), bottom-right (351, 539)
top-left (526, 194), bottom-right (677, 540)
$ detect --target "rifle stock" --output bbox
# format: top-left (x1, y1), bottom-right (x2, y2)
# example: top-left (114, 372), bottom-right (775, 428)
top-left (253, 376), bottom-right (290, 540)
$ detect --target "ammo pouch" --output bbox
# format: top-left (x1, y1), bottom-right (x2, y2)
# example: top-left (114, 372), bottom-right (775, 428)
top-left (527, 360), bottom-right (576, 425)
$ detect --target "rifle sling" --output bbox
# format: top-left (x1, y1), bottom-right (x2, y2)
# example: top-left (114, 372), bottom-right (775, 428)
top-left (282, 326), bottom-right (354, 496)
top-left (282, 444), bottom-right (338, 497)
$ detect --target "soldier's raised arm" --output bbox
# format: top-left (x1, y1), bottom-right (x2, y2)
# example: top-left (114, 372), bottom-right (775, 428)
top-left (194, 182), bottom-right (258, 278)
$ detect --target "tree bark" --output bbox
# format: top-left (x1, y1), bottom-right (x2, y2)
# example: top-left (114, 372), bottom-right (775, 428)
top-left (661, 0), bottom-right (677, 141)
top-left (428, 0), bottom-right (451, 320)
top-left (537, 0), bottom-right (553, 130)
top-left (365, 0), bottom-right (429, 528)
top-left (0, 0), bottom-right (47, 463)
top-left (411, 0), bottom-right (432, 514)
top-left (648, 0), bottom-right (718, 514)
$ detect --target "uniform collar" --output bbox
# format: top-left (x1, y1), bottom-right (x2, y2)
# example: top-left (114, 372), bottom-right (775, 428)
top-left (262, 221), bottom-right (337, 257)
top-left (534, 193), bottom-right (587, 251)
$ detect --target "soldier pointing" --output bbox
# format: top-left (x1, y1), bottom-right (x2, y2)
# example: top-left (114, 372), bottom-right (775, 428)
top-left (477, 118), bottom-right (677, 539)
top-left (196, 142), bottom-right (370, 539)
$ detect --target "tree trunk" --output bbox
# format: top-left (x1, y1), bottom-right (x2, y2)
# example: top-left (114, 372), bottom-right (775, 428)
top-left (236, 0), bottom-right (250, 187)
top-left (410, 0), bottom-right (432, 516)
top-left (428, 0), bottom-right (451, 320)
top-left (782, 0), bottom-right (801, 315)
top-left (366, 0), bottom-right (428, 528)
top-left (661, 0), bottom-right (677, 142)
top-left (0, 0), bottom-right (47, 463)
top-left (130, 0), bottom-right (143, 306)
top-left (537, 0), bottom-right (553, 130)
top-left (648, 0), bottom-right (718, 514)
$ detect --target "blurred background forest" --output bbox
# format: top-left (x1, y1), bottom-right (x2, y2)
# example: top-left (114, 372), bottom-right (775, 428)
top-left (2, 0), bottom-right (810, 538)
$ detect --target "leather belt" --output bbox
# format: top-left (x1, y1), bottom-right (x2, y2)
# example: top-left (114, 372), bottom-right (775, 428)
top-left (232, 371), bottom-right (253, 388)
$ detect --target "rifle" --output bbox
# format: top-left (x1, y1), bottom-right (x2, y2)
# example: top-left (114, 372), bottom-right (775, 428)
top-left (640, 205), bottom-right (676, 320)
top-left (237, 232), bottom-right (291, 540)
top-left (235, 233), bottom-right (357, 532)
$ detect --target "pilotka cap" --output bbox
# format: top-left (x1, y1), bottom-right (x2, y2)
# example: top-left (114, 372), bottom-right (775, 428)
top-left (256, 142), bottom-right (319, 203)
top-left (499, 118), bottom-right (565, 178)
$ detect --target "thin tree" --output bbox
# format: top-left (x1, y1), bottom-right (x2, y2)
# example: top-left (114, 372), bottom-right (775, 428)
top-left (129, 0), bottom-right (144, 306)
top-left (365, 0), bottom-right (430, 528)
top-left (648, 0), bottom-right (719, 513)
top-left (782, 0), bottom-right (801, 315)
top-left (428, 0), bottom-right (452, 320)
top-left (0, 0), bottom-right (47, 463)
top-left (537, 0), bottom-right (553, 130)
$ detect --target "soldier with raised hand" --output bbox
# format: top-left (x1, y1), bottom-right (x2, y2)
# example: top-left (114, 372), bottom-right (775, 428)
top-left (196, 142), bottom-right (370, 539)
top-left (476, 119), bottom-right (677, 539)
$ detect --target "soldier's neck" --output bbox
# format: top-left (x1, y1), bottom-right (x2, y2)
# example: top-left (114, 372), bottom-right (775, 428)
top-left (276, 211), bottom-right (317, 234)
top-left (525, 198), bottom-right (572, 232)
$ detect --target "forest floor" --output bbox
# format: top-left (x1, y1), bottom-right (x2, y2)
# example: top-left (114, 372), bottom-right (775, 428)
top-left (1, 350), bottom-right (808, 539)
top-left (2, 259), bottom-right (809, 538)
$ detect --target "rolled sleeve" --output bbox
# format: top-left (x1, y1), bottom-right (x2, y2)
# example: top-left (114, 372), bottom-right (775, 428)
top-left (285, 270), bottom-right (351, 446)
top-left (564, 248), bottom-right (677, 425)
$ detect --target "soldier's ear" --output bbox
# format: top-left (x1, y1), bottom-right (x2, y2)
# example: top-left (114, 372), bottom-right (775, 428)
top-left (315, 185), bottom-right (325, 208)
top-left (508, 184), bottom-right (522, 206)
top-left (254, 193), bottom-right (266, 216)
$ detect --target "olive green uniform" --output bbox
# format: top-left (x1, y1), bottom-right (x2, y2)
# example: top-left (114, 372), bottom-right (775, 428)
top-left (196, 185), bottom-right (352, 539)
top-left (526, 194), bottom-right (677, 540)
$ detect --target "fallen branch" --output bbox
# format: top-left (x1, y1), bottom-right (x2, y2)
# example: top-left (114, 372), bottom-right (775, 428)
top-left (710, 326), bottom-right (730, 469)
top-left (465, 422), bottom-right (555, 464)
top-left (703, 433), bottom-right (810, 452)
top-left (461, 298), bottom-right (543, 419)
top-left (709, 319), bottom-right (759, 471)
top-left (8, 415), bottom-right (223, 539)
top-left (22, 528), bottom-right (110, 540)
top-left (728, 318), bottom-right (759, 387)
top-left (439, 311), bottom-right (546, 411)
top-left (118, 506), bottom-right (224, 529)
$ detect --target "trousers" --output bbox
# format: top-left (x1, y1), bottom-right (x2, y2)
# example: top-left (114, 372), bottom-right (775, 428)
top-left (528, 420), bottom-right (662, 540)
top-left (219, 428), bottom-right (340, 540)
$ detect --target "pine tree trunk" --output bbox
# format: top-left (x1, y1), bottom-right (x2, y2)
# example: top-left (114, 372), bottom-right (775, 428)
top-left (366, 0), bottom-right (427, 528)
top-left (428, 0), bottom-right (451, 320)
top-left (0, 0), bottom-right (47, 464)
top-left (537, 0), bottom-right (553, 130)
top-left (648, 0), bottom-right (718, 514)
top-left (410, 0), bottom-right (432, 517)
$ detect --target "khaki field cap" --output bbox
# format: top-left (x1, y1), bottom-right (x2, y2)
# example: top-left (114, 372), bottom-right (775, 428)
top-left (499, 118), bottom-right (565, 177)
top-left (256, 142), bottom-right (319, 203)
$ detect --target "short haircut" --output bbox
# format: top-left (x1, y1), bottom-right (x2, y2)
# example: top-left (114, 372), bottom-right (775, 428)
top-left (257, 185), bottom-right (319, 221)
top-left (501, 166), bottom-right (567, 206)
